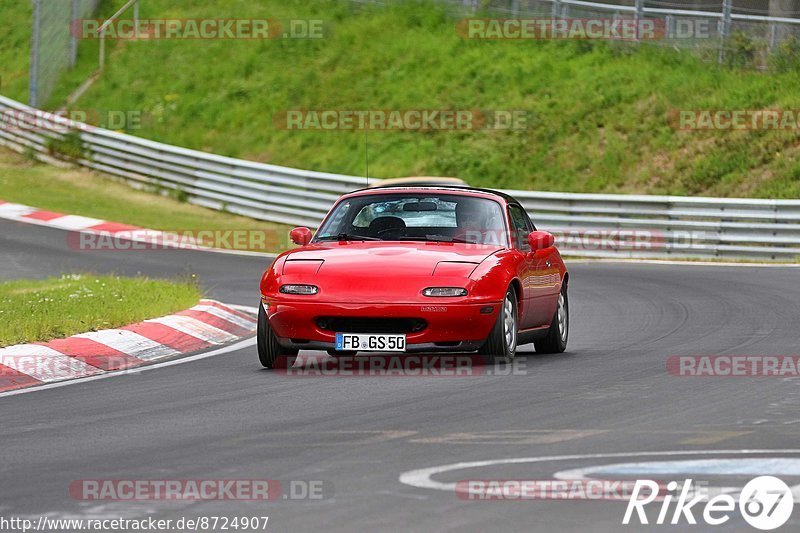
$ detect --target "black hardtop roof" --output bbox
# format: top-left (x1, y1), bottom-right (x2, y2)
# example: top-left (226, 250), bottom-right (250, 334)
top-left (349, 185), bottom-right (524, 207)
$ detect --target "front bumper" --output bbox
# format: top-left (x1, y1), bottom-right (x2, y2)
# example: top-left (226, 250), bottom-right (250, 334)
top-left (263, 299), bottom-right (501, 350)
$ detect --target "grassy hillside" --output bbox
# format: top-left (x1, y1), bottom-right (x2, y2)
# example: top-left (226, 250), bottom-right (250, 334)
top-left (0, 0), bottom-right (32, 103)
top-left (5, 0), bottom-right (800, 197)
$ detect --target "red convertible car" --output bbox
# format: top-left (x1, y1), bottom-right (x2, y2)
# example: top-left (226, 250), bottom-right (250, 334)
top-left (258, 186), bottom-right (568, 367)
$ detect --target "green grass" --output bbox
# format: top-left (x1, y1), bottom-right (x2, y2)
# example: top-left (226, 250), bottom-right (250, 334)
top-left (0, 0), bottom-right (32, 103)
top-left (3, 0), bottom-right (800, 197)
top-left (0, 0), bottom-right (120, 106)
top-left (0, 274), bottom-right (202, 347)
top-left (0, 147), bottom-right (291, 251)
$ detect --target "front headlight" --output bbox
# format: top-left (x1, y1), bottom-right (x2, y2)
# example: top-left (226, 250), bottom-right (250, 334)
top-left (422, 287), bottom-right (468, 297)
top-left (280, 284), bottom-right (319, 295)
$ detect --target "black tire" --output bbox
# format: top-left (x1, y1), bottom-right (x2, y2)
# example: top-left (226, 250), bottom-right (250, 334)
top-left (478, 287), bottom-right (518, 364)
top-left (534, 284), bottom-right (569, 354)
top-left (257, 304), bottom-right (298, 368)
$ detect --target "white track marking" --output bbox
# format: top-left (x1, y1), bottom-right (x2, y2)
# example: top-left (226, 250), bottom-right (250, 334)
top-left (75, 330), bottom-right (179, 361)
top-left (554, 458), bottom-right (800, 479)
top-left (227, 304), bottom-right (260, 314)
top-left (554, 458), bottom-right (800, 499)
top-left (146, 315), bottom-right (239, 344)
top-left (0, 338), bottom-right (256, 399)
top-left (47, 215), bottom-right (105, 230)
top-left (398, 450), bottom-right (800, 492)
top-left (0, 203), bottom-right (37, 218)
top-left (190, 304), bottom-right (257, 329)
top-left (0, 344), bottom-right (101, 382)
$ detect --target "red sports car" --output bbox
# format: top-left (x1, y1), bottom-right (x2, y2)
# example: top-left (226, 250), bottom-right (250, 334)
top-left (258, 186), bottom-right (569, 367)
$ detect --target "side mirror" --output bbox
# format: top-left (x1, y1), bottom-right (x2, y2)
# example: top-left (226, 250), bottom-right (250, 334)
top-left (527, 230), bottom-right (555, 251)
top-left (290, 227), bottom-right (313, 246)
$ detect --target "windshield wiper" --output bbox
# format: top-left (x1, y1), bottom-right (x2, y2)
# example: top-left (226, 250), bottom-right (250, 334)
top-left (409, 235), bottom-right (471, 243)
top-left (317, 233), bottom-right (381, 242)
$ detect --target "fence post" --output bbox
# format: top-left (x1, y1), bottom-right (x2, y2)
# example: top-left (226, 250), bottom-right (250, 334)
top-left (552, 0), bottom-right (562, 21)
top-left (635, 0), bottom-right (644, 42)
top-left (70, 0), bottom-right (79, 68)
top-left (100, 27), bottom-right (106, 71)
top-left (718, 0), bottom-right (732, 64)
top-left (28, 0), bottom-right (41, 107)
top-left (769, 22), bottom-right (777, 51)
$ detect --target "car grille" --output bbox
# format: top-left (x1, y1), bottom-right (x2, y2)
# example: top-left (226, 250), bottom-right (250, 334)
top-left (316, 317), bottom-right (427, 334)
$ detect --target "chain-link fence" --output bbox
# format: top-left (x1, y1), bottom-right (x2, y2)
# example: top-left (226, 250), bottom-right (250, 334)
top-left (29, 0), bottom-right (100, 108)
top-left (352, 0), bottom-right (800, 67)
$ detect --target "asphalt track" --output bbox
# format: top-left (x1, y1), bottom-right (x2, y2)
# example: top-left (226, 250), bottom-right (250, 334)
top-left (2, 218), bottom-right (800, 532)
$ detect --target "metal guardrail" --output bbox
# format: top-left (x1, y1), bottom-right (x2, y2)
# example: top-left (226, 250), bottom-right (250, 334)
top-left (1, 94), bottom-right (799, 261)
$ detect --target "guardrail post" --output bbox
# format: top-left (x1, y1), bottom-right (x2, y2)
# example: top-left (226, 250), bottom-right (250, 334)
top-left (718, 0), bottom-right (732, 64)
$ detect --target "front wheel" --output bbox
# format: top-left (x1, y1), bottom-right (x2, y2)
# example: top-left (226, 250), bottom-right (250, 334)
top-left (257, 303), bottom-right (298, 368)
top-left (479, 288), bottom-right (518, 364)
top-left (534, 284), bottom-right (568, 354)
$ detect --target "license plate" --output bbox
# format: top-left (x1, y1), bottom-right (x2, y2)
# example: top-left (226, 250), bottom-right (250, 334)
top-left (335, 333), bottom-right (406, 352)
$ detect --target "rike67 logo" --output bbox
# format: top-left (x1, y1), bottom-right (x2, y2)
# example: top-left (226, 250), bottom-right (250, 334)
top-left (624, 476), bottom-right (794, 530)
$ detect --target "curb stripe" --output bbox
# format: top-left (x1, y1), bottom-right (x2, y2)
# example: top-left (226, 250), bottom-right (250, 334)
top-left (200, 300), bottom-right (258, 323)
top-left (0, 203), bottom-right (37, 217)
top-left (87, 222), bottom-right (142, 233)
top-left (74, 330), bottom-right (180, 361)
top-left (190, 304), bottom-right (258, 330)
top-left (43, 338), bottom-right (141, 371)
top-left (0, 200), bottom-right (276, 259)
top-left (146, 315), bottom-right (239, 344)
top-left (0, 344), bottom-right (102, 382)
top-left (0, 300), bottom-right (255, 394)
top-left (21, 210), bottom-right (64, 222)
top-left (0, 365), bottom-right (43, 392)
top-left (122, 322), bottom-right (211, 353)
top-left (177, 310), bottom-right (254, 337)
top-left (47, 215), bottom-right (105, 230)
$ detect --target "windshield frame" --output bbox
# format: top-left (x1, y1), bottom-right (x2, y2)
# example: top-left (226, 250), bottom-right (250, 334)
top-left (313, 191), bottom-right (510, 247)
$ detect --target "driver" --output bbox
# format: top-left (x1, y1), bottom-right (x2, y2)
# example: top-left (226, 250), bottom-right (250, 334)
top-left (454, 200), bottom-right (499, 244)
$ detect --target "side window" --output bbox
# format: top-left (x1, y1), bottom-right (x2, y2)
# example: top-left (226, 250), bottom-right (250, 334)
top-left (509, 205), bottom-right (533, 251)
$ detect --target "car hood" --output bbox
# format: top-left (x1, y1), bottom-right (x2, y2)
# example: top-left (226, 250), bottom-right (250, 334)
top-left (277, 241), bottom-right (502, 302)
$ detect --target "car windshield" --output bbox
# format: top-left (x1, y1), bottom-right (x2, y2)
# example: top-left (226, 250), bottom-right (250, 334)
top-left (314, 193), bottom-right (508, 245)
